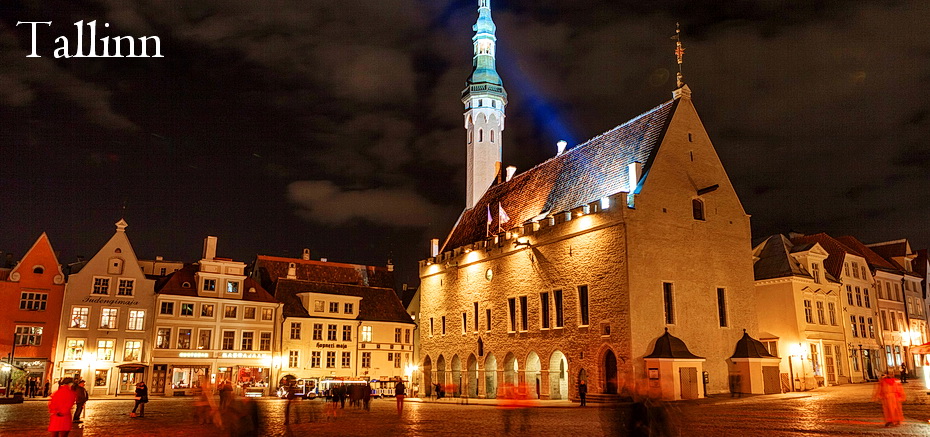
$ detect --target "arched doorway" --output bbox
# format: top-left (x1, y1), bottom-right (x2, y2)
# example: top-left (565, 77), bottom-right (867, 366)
top-left (526, 352), bottom-right (542, 399)
top-left (451, 354), bottom-right (462, 397)
top-left (549, 351), bottom-right (568, 399)
top-left (604, 349), bottom-right (618, 394)
top-left (503, 352), bottom-right (518, 386)
top-left (467, 354), bottom-right (479, 398)
top-left (485, 353), bottom-right (498, 399)
top-left (437, 355), bottom-right (446, 393)
top-left (422, 356), bottom-right (433, 397)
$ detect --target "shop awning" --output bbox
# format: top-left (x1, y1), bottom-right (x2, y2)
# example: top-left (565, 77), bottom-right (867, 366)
top-left (117, 363), bottom-right (148, 373)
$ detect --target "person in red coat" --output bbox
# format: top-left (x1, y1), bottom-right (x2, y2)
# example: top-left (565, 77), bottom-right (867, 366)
top-left (48, 377), bottom-right (76, 436)
top-left (874, 372), bottom-right (906, 427)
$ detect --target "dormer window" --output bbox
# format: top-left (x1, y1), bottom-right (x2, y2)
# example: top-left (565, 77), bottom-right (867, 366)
top-left (226, 280), bottom-right (240, 294)
top-left (812, 263), bottom-right (821, 284)
top-left (203, 279), bottom-right (216, 292)
top-left (692, 198), bottom-right (705, 221)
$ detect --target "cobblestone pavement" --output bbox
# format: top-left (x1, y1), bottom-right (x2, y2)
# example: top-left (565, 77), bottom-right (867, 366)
top-left (3, 382), bottom-right (930, 436)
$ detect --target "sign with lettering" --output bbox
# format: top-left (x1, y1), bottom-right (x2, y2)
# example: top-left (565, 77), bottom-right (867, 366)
top-left (81, 296), bottom-right (141, 306)
top-left (220, 352), bottom-right (269, 359)
top-left (315, 343), bottom-right (349, 349)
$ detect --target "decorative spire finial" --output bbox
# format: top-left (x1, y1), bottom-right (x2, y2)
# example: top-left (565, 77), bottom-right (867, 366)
top-left (673, 22), bottom-right (685, 88)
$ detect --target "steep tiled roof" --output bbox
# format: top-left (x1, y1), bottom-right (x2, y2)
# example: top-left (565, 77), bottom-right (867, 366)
top-left (753, 235), bottom-right (812, 281)
top-left (791, 233), bottom-right (861, 281)
top-left (866, 240), bottom-right (913, 271)
top-left (275, 278), bottom-right (413, 324)
top-left (252, 255), bottom-right (395, 296)
top-left (442, 99), bottom-right (678, 251)
top-left (835, 236), bottom-right (899, 272)
top-left (156, 264), bottom-right (278, 303)
top-left (645, 329), bottom-right (703, 359)
top-left (731, 331), bottom-right (778, 359)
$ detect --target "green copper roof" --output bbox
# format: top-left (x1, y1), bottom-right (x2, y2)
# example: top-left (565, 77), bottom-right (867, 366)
top-left (466, 0), bottom-right (504, 88)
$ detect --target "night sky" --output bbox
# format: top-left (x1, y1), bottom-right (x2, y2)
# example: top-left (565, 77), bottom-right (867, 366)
top-left (1, 1), bottom-right (928, 286)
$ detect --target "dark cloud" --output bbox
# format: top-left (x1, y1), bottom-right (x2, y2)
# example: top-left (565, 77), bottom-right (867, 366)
top-left (1, 0), bottom-right (928, 285)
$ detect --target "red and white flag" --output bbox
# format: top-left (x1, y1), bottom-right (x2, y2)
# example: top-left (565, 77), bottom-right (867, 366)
top-left (498, 203), bottom-right (510, 233)
top-left (486, 204), bottom-right (493, 237)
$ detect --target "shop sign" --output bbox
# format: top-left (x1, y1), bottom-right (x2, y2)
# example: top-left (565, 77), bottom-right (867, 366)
top-left (178, 352), bottom-right (209, 358)
top-left (315, 343), bottom-right (348, 349)
top-left (81, 296), bottom-right (141, 306)
top-left (219, 352), bottom-right (269, 359)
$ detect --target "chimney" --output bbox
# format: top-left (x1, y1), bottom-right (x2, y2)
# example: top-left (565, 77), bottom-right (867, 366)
top-left (430, 239), bottom-right (439, 257)
top-left (155, 256), bottom-right (164, 261)
top-left (320, 258), bottom-right (328, 263)
top-left (505, 166), bottom-right (517, 182)
top-left (287, 262), bottom-right (296, 279)
top-left (557, 140), bottom-right (567, 156)
top-left (203, 236), bottom-right (218, 260)
top-left (628, 161), bottom-right (643, 192)
top-left (387, 259), bottom-right (394, 272)
top-left (302, 248), bottom-right (310, 260)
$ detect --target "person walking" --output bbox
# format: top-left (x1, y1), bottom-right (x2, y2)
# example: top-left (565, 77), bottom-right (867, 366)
top-left (283, 381), bottom-right (299, 425)
top-left (48, 377), bottom-right (76, 437)
top-left (72, 380), bottom-right (88, 423)
top-left (130, 382), bottom-right (148, 418)
top-left (395, 378), bottom-right (406, 415)
top-left (578, 380), bottom-right (587, 407)
top-left (44, 380), bottom-right (51, 397)
top-left (873, 372), bottom-right (905, 427)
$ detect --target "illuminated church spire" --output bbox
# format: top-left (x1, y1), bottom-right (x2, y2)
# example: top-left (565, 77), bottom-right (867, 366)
top-left (463, 0), bottom-right (507, 209)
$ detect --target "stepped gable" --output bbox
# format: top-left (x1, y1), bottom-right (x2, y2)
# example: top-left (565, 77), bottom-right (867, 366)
top-left (157, 263), bottom-right (276, 303)
top-left (753, 235), bottom-right (812, 281)
top-left (275, 278), bottom-right (413, 324)
top-left (253, 255), bottom-right (395, 295)
top-left (442, 98), bottom-right (678, 251)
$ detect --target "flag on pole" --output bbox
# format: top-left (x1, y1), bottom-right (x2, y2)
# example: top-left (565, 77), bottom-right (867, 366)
top-left (486, 204), bottom-right (493, 237)
top-left (498, 203), bottom-right (510, 233)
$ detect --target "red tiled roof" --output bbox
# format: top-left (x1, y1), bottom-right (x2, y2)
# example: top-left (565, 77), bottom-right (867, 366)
top-left (791, 233), bottom-right (861, 280)
top-left (835, 236), bottom-right (899, 272)
top-left (753, 235), bottom-right (813, 281)
top-left (156, 264), bottom-right (278, 303)
top-left (442, 98), bottom-right (678, 251)
top-left (253, 255), bottom-right (395, 295)
top-left (275, 279), bottom-right (413, 324)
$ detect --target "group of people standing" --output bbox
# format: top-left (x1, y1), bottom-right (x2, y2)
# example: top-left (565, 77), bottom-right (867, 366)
top-left (25, 377), bottom-right (51, 398)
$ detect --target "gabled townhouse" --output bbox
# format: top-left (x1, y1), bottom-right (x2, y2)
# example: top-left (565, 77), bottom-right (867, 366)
top-left (0, 233), bottom-right (66, 385)
top-left (868, 239), bottom-right (928, 377)
top-left (836, 236), bottom-right (909, 377)
top-left (53, 220), bottom-right (156, 395)
top-left (752, 235), bottom-right (845, 390)
top-left (151, 237), bottom-right (280, 397)
top-left (792, 233), bottom-right (883, 382)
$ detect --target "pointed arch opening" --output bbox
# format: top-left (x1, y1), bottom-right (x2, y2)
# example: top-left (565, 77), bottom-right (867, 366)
top-left (549, 350), bottom-right (569, 399)
top-left (466, 354), bottom-right (479, 398)
top-left (451, 354), bottom-right (462, 397)
top-left (485, 353), bottom-right (498, 399)
top-left (422, 355), bottom-right (433, 397)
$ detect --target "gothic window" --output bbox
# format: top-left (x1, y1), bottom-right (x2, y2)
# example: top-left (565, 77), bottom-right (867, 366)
top-left (490, 130), bottom-right (495, 143)
top-left (479, 129), bottom-right (483, 142)
top-left (692, 198), bottom-right (705, 220)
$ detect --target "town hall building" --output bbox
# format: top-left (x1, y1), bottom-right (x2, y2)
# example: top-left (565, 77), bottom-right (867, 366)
top-left (417, 0), bottom-right (767, 401)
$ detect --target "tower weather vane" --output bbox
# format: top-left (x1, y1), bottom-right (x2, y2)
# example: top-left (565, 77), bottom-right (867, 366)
top-left (672, 22), bottom-right (685, 88)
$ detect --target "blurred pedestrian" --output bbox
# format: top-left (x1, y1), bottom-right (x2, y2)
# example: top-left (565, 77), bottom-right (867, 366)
top-left (363, 383), bottom-right (372, 411)
top-left (44, 380), bottom-right (51, 397)
top-left (900, 364), bottom-right (908, 384)
top-left (72, 380), bottom-right (88, 423)
top-left (130, 382), bottom-right (148, 418)
top-left (578, 380), bottom-right (587, 407)
top-left (219, 380), bottom-right (233, 412)
top-left (194, 383), bottom-right (215, 425)
top-left (284, 381), bottom-right (299, 425)
top-left (48, 377), bottom-right (76, 437)
top-left (395, 378), bottom-right (406, 415)
top-left (874, 372), bottom-right (905, 427)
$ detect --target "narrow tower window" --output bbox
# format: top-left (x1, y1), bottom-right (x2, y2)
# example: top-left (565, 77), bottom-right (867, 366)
top-left (479, 129), bottom-right (483, 142)
top-left (490, 130), bottom-right (495, 143)
top-left (692, 198), bottom-right (705, 220)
